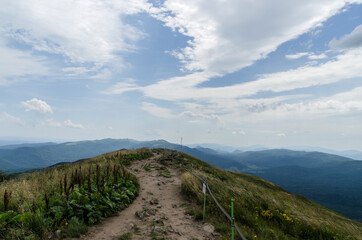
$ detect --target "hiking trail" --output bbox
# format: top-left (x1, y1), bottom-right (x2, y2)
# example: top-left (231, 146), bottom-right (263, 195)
top-left (80, 153), bottom-right (219, 240)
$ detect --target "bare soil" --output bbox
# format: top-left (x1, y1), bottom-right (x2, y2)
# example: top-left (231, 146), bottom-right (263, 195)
top-left (79, 154), bottom-right (219, 240)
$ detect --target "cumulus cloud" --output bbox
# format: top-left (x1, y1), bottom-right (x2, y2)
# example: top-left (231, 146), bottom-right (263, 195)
top-left (277, 133), bottom-right (286, 137)
top-left (64, 120), bottom-right (84, 129)
top-left (329, 24), bottom-right (362, 49)
top-left (22, 98), bottom-right (53, 113)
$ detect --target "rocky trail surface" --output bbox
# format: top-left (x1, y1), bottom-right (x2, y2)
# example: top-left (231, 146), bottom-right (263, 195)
top-left (80, 154), bottom-right (219, 240)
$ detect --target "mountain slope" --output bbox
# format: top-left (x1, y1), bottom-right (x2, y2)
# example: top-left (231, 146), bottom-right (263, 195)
top-left (251, 161), bottom-right (362, 222)
top-left (178, 150), bottom-right (362, 239)
top-left (229, 149), bottom-right (352, 169)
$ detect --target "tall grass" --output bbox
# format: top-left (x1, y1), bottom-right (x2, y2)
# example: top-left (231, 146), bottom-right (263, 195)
top-left (0, 148), bottom-right (151, 212)
top-left (0, 148), bottom-right (153, 239)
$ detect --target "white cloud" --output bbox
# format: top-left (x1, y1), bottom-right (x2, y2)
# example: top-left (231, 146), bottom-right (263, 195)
top-left (101, 80), bottom-right (140, 95)
top-left (285, 52), bottom-right (309, 59)
top-left (151, 0), bottom-right (347, 74)
top-left (64, 120), bottom-right (84, 129)
top-left (0, 0), bottom-right (151, 79)
top-left (277, 133), bottom-right (286, 137)
top-left (308, 53), bottom-right (327, 59)
top-left (141, 102), bottom-right (176, 119)
top-left (45, 119), bottom-right (62, 128)
top-left (238, 87), bottom-right (362, 118)
top-left (108, 0), bottom-right (362, 115)
top-left (136, 48), bottom-right (362, 103)
top-left (285, 52), bottom-right (327, 60)
top-left (329, 24), bottom-right (362, 49)
top-left (22, 98), bottom-right (53, 113)
top-left (0, 112), bottom-right (22, 124)
top-left (0, 42), bottom-right (48, 85)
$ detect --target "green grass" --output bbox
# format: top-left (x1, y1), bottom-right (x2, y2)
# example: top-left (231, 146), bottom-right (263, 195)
top-left (158, 168), bottom-right (171, 178)
top-left (143, 163), bottom-right (152, 171)
top-left (0, 148), bottom-right (153, 239)
top-left (118, 232), bottom-right (133, 240)
top-left (185, 206), bottom-right (195, 216)
top-left (133, 224), bottom-right (141, 234)
top-left (62, 217), bottom-right (88, 238)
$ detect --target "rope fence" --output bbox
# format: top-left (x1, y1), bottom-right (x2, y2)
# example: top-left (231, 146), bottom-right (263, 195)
top-left (190, 168), bottom-right (247, 240)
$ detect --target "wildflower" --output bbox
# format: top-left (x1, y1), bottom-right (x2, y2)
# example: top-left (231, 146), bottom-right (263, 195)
top-left (261, 210), bottom-right (273, 219)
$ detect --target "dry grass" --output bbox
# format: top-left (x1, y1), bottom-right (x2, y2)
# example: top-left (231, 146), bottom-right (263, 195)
top-left (0, 148), bottom-right (152, 213)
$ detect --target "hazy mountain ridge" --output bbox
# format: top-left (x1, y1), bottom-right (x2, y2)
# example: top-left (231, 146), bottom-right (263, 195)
top-left (188, 143), bottom-right (362, 160)
top-left (0, 138), bottom-right (246, 172)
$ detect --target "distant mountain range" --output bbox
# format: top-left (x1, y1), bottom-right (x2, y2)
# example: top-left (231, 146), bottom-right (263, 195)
top-left (188, 143), bottom-right (362, 160)
top-left (0, 138), bottom-right (361, 222)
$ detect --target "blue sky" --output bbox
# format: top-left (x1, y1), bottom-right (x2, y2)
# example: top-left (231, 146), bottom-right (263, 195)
top-left (1, 0), bottom-right (362, 150)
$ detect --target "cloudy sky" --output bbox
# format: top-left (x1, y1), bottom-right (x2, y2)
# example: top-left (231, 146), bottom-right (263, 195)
top-left (1, 0), bottom-right (362, 150)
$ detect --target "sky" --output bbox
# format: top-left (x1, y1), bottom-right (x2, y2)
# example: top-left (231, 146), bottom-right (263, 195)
top-left (1, 0), bottom-right (362, 150)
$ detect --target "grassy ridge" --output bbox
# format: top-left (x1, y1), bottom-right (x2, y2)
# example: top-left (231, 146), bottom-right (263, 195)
top-left (177, 151), bottom-right (362, 240)
top-left (0, 148), bottom-right (153, 239)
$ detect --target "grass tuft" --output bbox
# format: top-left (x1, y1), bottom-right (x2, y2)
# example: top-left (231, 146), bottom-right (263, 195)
top-left (62, 217), bottom-right (88, 238)
top-left (118, 232), bottom-right (133, 240)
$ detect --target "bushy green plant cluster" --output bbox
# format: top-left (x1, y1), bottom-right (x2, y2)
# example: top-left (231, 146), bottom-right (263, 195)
top-left (0, 165), bottom-right (138, 239)
top-left (0, 149), bottom-right (153, 239)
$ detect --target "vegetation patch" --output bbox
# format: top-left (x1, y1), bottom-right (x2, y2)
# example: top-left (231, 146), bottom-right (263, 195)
top-left (158, 168), bottom-right (172, 178)
top-left (118, 232), bottom-right (133, 240)
top-left (0, 148), bottom-right (152, 239)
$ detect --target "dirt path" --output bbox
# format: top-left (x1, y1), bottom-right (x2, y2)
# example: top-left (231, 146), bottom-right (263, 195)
top-left (80, 154), bottom-right (218, 240)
